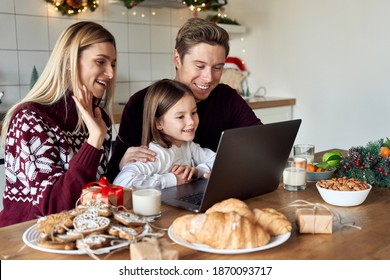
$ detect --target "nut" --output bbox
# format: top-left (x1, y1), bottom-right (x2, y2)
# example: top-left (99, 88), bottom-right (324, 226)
top-left (317, 177), bottom-right (369, 191)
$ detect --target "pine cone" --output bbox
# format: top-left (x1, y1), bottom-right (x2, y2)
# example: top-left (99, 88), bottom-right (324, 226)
top-left (384, 157), bottom-right (390, 167)
top-left (348, 147), bottom-right (362, 164)
top-left (365, 153), bottom-right (378, 168)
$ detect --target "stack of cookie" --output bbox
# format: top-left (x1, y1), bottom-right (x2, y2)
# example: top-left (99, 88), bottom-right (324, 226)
top-left (36, 200), bottom-right (152, 251)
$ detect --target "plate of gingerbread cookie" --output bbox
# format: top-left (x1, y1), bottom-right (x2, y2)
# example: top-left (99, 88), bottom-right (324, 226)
top-left (22, 205), bottom-right (152, 255)
top-left (23, 223), bottom-right (131, 255)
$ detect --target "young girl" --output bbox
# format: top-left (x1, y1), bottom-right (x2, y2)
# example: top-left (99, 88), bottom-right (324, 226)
top-left (0, 21), bottom-right (117, 227)
top-left (113, 79), bottom-right (215, 189)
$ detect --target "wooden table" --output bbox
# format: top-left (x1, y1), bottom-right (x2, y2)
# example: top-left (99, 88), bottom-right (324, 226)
top-left (1, 151), bottom-right (389, 260)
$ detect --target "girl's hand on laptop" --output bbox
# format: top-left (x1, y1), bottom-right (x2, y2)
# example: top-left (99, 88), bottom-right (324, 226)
top-left (203, 172), bottom-right (211, 179)
top-left (172, 165), bottom-right (198, 185)
top-left (119, 146), bottom-right (156, 169)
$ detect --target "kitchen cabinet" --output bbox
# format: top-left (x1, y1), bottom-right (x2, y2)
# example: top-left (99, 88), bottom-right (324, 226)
top-left (253, 106), bottom-right (293, 123)
top-left (112, 97), bottom-right (296, 125)
top-left (247, 97), bottom-right (296, 123)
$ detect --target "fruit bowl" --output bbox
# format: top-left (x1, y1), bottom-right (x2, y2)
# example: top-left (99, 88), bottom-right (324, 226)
top-left (316, 181), bottom-right (372, 207)
top-left (306, 169), bottom-right (336, 182)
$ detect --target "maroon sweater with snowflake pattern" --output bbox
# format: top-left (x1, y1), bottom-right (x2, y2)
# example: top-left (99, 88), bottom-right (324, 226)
top-left (0, 94), bottom-right (111, 227)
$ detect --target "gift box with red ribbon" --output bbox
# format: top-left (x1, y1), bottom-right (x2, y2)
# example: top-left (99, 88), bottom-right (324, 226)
top-left (81, 177), bottom-right (132, 209)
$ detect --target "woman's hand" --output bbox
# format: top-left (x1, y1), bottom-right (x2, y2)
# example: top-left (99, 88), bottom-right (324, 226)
top-left (119, 146), bottom-right (156, 170)
top-left (171, 165), bottom-right (198, 185)
top-left (72, 85), bottom-right (106, 149)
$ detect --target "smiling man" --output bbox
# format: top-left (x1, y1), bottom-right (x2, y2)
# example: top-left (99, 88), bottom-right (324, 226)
top-left (107, 17), bottom-right (262, 182)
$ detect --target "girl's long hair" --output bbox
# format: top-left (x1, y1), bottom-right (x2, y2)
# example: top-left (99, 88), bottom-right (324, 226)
top-left (142, 79), bottom-right (194, 149)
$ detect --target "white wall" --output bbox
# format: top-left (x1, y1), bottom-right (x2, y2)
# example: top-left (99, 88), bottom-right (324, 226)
top-left (226, 0), bottom-right (390, 152)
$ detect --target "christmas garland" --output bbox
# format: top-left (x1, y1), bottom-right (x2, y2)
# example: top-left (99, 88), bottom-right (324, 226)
top-left (338, 138), bottom-right (390, 188)
top-left (183, 0), bottom-right (227, 12)
top-left (119, 0), bottom-right (144, 9)
top-left (45, 0), bottom-right (98, 16)
top-left (206, 14), bottom-right (240, 25)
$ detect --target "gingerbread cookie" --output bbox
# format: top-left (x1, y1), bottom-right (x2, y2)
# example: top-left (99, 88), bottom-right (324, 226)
top-left (56, 229), bottom-right (84, 241)
top-left (73, 213), bottom-right (110, 234)
top-left (36, 211), bottom-right (74, 238)
top-left (108, 222), bottom-right (145, 240)
top-left (76, 235), bottom-right (111, 250)
top-left (76, 200), bottom-right (112, 217)
top-left (113, 211), bottom-right (146, 227)
top-left (37, 239), bottom-right (76, 250)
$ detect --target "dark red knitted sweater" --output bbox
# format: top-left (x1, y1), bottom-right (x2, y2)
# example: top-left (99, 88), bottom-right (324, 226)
top-left (0, 94), bottom-right (111, 227)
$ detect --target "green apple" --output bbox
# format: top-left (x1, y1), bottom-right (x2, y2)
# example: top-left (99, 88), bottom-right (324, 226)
top-left (327, 159), bottom-right (341, 167)
top-left (322, 151), bottom-right (342, 163)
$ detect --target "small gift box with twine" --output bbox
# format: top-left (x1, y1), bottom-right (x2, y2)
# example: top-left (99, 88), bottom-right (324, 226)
top-left (130, 237), bottom-right (179, 260)
top-left (289, 200), bottom-right (333, 234)
top-left (296, 208), bottom-right (333, 234)
top-left (290, 200), bottom-right (362, 235)
top-left (81, 177), bottom-right (132, 210)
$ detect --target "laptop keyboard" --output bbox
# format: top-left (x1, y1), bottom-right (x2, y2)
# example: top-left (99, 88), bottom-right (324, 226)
top-left (177, 192), bottom-right (204, 206)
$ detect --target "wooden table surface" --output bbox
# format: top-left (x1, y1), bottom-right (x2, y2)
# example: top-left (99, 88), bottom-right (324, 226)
top-left (1, 151), bottom-right (389, 260)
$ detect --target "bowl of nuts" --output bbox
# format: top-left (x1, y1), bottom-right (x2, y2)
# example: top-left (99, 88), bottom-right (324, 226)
top-left (316, 177), bottom-right (372, 206)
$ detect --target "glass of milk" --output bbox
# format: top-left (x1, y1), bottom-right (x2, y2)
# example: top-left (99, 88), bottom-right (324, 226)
top-left (293, 144), bottom-right (315, 164)
top-left (283, 157), bottom-right (307, 191)
top-left (132, 176), bottom-right (161, 220)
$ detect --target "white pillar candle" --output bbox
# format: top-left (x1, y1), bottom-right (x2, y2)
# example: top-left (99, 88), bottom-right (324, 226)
top-left (283, 167), bottom-right (306, 186)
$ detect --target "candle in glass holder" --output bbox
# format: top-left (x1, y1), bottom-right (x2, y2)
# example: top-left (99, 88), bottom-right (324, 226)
top-left (283, 157), bottom-right (307, 191)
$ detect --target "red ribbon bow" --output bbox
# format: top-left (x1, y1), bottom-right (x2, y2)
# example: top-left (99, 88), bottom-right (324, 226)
top-left (83, 177), bottom-right (124, 206)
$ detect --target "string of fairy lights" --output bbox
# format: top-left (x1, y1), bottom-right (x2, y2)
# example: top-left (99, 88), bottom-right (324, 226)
top-left (45, 0), bottom-right (99, 15)
top-left (45, 0), bottom-right (246, 70)
top-left (45, 0), bottom-right (231, 16)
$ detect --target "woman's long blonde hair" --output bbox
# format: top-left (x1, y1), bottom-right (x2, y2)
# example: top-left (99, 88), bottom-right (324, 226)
top-left (1, 21), bottom-right (117, 145)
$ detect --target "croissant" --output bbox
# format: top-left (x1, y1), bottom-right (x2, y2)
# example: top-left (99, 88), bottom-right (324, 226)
top-left (205, 198), bottom-right (255, 223)
top-left (172, 211), bottom-right (270, 249)
top-left (253, 208), bottom-right (292, 236)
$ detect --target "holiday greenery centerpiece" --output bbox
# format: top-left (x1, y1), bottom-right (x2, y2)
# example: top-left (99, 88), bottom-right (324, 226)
top-left (338, 138), bottom-right (390, 188)
top-left (183, 0), bottom-right (227, 12)
top-left (206, 13), bottom-right (240, 25)
top-left (120, 0), bottom-right (144, 9)
top-left (45, 0), bottom-right (98, 16)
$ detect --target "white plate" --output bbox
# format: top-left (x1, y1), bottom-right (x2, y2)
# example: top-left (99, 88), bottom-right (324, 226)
top-left (22, 224), bottom-right (130, 255)
top-left (168, 226), bottom-right (291, 255)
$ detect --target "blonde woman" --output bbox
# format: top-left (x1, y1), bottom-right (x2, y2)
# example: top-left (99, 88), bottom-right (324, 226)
top-left (0, 21), bottom-right (117, 227)
top-left (113, 79), bottom-right (215, 189)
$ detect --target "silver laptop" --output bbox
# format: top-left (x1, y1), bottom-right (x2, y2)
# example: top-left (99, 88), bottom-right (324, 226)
top-left (161, 119), bottom-right (302, 212)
